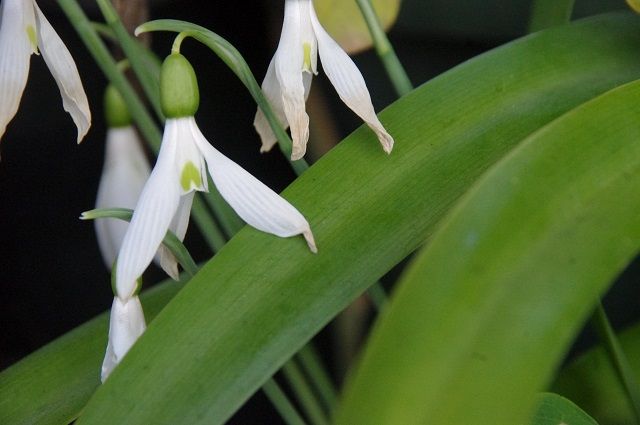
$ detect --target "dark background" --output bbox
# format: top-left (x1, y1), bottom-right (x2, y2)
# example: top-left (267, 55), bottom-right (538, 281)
top-left (0, 0), bottom-right (637, 422)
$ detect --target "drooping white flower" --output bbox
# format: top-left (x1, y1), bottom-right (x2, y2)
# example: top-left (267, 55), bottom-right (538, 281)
top-left (101, 295), bottom-right (146, 382)
top-left (0, 0), bottom-right (91, 143)
top-left (94, 125), bottom-right (151, 268)
top-left (254, 0), bottom-right (393, 160)
top-left (114, 53), bottom-right (316, 300)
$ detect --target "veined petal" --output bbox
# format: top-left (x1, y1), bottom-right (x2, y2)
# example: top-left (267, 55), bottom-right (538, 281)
top-left (95, 126), bottom-right (150, 268)
top-left (254, 57), bottom-right (286, 153)
top-left (34, 3), bottom-right (91, 144)
top-left (115, 120), bottom-right (181, 298)
top-left (0, 0), bottom-right (35, 141)
top-left (276, 0), bottom-right (310, 160)
top-left (309, 4), bottom-right (394, 154)
top-left (101, 296), bottom-right (146, 382)
top-left (157, 191), bottom-right (194, 280)
top-left (192, 123), bottom-right (316, 252)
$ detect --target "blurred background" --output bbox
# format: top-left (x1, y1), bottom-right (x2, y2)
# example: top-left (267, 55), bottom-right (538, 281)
top-left (0, 0), bottom-right (637, 422)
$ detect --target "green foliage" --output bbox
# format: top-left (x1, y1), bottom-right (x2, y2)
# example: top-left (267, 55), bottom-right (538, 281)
top-left (3, 11), bottom-right (640, 425)
top-left (335, 76), bottom-right (640, 424)
top-left (531, 393), bottom-right (599, 425)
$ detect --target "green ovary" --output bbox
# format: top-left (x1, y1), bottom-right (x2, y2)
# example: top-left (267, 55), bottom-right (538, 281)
top-left (180, 161), bottom-right (202, 191)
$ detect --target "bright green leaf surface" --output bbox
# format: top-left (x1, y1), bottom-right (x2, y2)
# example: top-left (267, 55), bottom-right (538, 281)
top-left (3, 13), bottom-right (640, 425)
top-left (531, 393), bottom-right (599, 425)
top-left (0, 280), bottom-right (183, 425)
top-left (529, 0), bottom-right (576, 32)
top-left (335, 78), bottom-right (640, 424)
top-left (74, 14), bottom-right (640, 425)
top-left (315, 0), bottom-right (401, 53)
top-left (554, 323), bottom-right (640, 425)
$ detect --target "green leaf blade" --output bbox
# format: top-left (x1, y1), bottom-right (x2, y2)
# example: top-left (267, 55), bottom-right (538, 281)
top-left (335, 79), bottom-right (640, 424)
top-left (531, 393), bottom-right (599, 425)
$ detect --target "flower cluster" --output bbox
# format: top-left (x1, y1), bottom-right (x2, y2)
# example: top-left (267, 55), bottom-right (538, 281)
top-left (254, 0), bottom-right (393, 160)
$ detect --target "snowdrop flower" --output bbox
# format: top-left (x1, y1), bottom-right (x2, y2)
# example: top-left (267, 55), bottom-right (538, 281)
top-left (254, 0), bottom-right (393, 160)
top-left (101, 294), bottom-right (146, 382)
top-left (115, 52), bottom-right (316, 300)
top-left (0, 0), bottom-right (90, 143)
top-left (95, 85), bottom-right (151, 268)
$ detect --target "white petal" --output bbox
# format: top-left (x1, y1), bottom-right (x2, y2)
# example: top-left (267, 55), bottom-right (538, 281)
top-left (309, 4), bottom-right (394, 154)
top-left (192, 122), bottom-right (316, 252)
top-left (254, 58), bottom-right (313, 154)
top-left (172, 117), bottom-right (208, 194)
top-left (115, 120), bottom-right (182, 298)
top-left (275, 0), bottom-right (310, 160)
top-left (34, 3), bottom-right (91, 144)
top-left (157, 191), bottom-right (194, 280)
top-left (95, 126), bottom-right (151, 268)
top-left (254, 57), bottom-right (286, 153)
top-left (0, 0), bottom-right (35, 141)
top-left (101, 296), bottom-right (146, 382)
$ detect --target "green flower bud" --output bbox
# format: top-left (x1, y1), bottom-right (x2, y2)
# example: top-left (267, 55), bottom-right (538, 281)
top-left (160, 53), bottom-right (200, 118)
top-left (104, 84), bottom-right (132, 128)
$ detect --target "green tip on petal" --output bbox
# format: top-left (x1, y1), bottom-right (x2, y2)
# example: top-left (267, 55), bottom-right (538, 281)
top-left (303, 42), bottom-right (313, 73)
top-left (180, 161), bottom-right (202, 191)
top-left (160, 53), bottom-right (200, 118)
top-left (104, 85), bottom-right (133, 128)
top-left (26, 25), bottom-right (38, 54)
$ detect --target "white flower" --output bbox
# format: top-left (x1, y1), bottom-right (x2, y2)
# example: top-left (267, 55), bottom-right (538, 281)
top-left (95, 126), bottom-right (151, 268)
top-left (101, 295), bottom-right (146, 382)
top-left (115, 116), bottom-right (317, 299)
top-left (254, 0), bottom-right (393, 160)
top-left (0, 0), bottom-right (91, 143)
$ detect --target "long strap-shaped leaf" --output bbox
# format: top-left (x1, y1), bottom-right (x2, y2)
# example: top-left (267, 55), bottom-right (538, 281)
top-left (2, 13), bottom-right (640, 425)
top-left (335, 79), bottom-right (640, 424)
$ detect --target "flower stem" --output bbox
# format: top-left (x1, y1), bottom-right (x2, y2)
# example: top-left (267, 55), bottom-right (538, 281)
top-left (296, 345), bottom-right (337, 412)
top-left (282, 360), bottom-right (330, 425)
top-left (590, 302), bottom-right (640, 424)
top-left (354, 0), bottom-right (412, 97)
top-left (96, 0), bottom-right (164, 121)
top-left (262, 379), bottom-right (308, 425)
top-left (528, 0), bottom-right (576, 33)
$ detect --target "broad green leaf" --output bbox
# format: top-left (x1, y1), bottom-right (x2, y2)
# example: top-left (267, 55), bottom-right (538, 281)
top-left (335, 79), bottom-right (640, 424)
top-left (3, 13), bottom-right (640, 425)
top-left (553, 323), bottom-right (640, 424)
top-left (531, 393), bottom-right (599, 425)
top-left (314, 0), bottom-right (401, 53)
top-left (0, 280), bottom-right (183, 425)
top-left (72, 14), bottom-right (640, 425)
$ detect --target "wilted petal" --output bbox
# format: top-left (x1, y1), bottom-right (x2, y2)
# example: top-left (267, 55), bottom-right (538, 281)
top-left (34, 3), bottom-right (91, 143)
top-left (192, 123), bottom-right (316, 252)
top-left (115, 121), bottom-right (181, 299)
top-left (0, 0), bottom-right (35, 141)
top-left (157, 191), bottom-right (194, 280)
top-left (95, 126), bottom-right (150, 268)
top-left (309, 5), bottom-right (394, 154)
top-left (101, 296), bottom-right (146, 382)
top-left (275, 0), bottom-right (309, 160)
